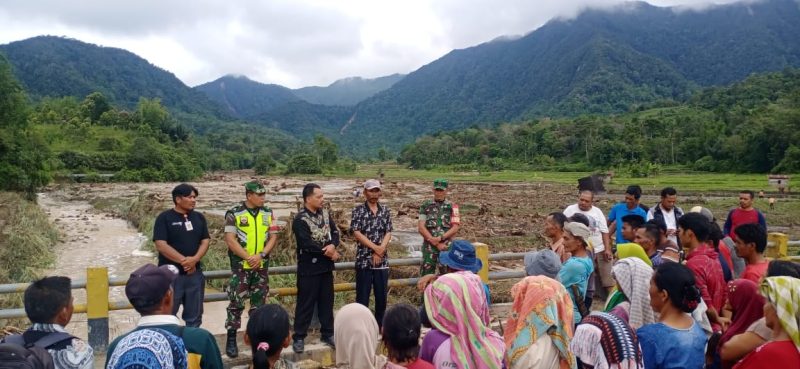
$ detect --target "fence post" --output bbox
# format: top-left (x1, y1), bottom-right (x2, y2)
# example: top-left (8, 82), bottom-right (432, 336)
top-left (86, 267), bottom-right (109, 351)
top-left (767, 232), bottom-right (789, 260)
top-left (474, 242), bottom-right (490, 283)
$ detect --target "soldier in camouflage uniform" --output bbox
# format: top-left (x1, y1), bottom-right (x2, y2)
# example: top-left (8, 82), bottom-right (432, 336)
top-left (417, 179), bottom-right (461, 276)
top-left (223, 181), bottom-right (279, 358)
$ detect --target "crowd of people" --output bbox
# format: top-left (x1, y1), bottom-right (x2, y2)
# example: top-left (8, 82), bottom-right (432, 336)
top-left (2, 180), bottom-right (799, 369)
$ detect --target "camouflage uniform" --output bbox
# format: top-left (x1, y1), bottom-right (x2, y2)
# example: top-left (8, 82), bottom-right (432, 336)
top-left (224, 202), bottom-right (277, 331)
top-left (419, 198), bottom-right (461, 276)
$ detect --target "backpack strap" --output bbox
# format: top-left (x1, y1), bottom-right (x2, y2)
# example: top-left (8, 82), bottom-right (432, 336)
top-left (3, 331), bottom-right (73, 348)
top-left (32, 332), bottom-right (74, 349)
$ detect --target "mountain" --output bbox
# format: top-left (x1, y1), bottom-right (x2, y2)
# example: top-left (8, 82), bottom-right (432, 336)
top-left (0, 36), bottom-right (226, 117)
top-left (293, 74), bottom-right (405, 106)
top-left (338, 0), bottom-right (800, 154)
top-left (194, 75), bottom-right (301, 118)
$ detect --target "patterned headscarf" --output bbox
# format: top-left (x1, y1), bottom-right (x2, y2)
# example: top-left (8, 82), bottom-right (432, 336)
top-left (425, 271), bottom-right (505, 369)
top-left (611, 257), bottom-right (655, 329)
top-left (760, 276), bottom-right (800, 350)
top-left (505, 276), bottom-right (576, 369)
top-left (107, 328), bottom-right (188, 369)
top-left (571, 312), bottom-right (643, 369)
top-left (615, 243), bottom-right (653, 267)
top-left (334, 303), bottom-right (387, 369)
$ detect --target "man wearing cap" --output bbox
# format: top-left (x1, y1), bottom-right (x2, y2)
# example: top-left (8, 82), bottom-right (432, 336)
top-left (152, 183), bottom-right (210, 328)
top-left (418, 178), bottom-right (461, 277)
top-left (222, 181), bottom-right (279, 357)
top-left (350, 179), bottom-right (393, 328)
top-left (524, 249), bottom-right (562, 280)
top-left (106, 263), bottom-right (223, 369)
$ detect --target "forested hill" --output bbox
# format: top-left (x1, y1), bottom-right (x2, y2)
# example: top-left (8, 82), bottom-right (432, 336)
top-left (292, 74), bottom-right (405, 106)
top-left (0, 36), bottom-right (227, 117)
top-left (341, 0), bottom-right (800, 154)
top-left (399, 69), bottom-right (800, 174)
top-left (194, 75), bottom-right (301, 118)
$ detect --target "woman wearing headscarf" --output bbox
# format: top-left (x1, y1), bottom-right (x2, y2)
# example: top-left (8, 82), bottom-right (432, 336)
top-left (605, 257), bottom-right (655, 329)
top-left (571, 312), bottom-right (644, 369)
top-left (505, 276), bottom-right (576, 369)
top-left (334, 303), bottom-right (387, 369)
top-left (615, 243), bottom-right (653, 268)
top-left (424, 271), bottom-right (504, 369)
top-left (558, 222), bottom-right (595, 325)
top-left (717, 279), bottom-right (764, 369)
top-left (733, 276), bottom-right (800, 369)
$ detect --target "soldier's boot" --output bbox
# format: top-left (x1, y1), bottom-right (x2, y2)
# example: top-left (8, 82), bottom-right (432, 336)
top-left (226, 329), bottom-right (238, 358)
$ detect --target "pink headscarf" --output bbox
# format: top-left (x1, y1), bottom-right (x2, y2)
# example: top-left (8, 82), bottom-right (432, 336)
top-left (424, 271), bottom-right (504, 369)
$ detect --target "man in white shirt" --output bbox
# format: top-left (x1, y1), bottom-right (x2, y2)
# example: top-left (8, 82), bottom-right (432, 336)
top-left (646, 187), bottom-right (683, 246)
top-left (563, 190), bottom-right (613, 294)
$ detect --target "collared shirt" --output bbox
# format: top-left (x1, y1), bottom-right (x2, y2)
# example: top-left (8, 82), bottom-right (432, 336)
top-left (686, 245), bottom-right (727, 313)
top-left (350, 202), bottom-right (393, 269)
top-left (24, 323), bottom-right (94, 369)
top-left (608, 203), bottom-right (647, 244)
top-left (138, 314), bottom-right (182, 327)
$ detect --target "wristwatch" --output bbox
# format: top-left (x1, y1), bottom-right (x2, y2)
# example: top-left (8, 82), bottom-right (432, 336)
top-left (259, 251), bottom-right (268, 259)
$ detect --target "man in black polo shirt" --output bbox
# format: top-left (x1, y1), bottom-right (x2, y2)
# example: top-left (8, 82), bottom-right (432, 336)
top-left (153, 183), bottom-right (210, 327)
top-left (292, 183), bottom-right (341, 353)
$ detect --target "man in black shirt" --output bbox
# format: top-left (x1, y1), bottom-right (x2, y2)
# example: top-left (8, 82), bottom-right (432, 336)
top-left (292, 183), bottom-right (341, 353)
top-left (152, 183), bottom-right (210, 327)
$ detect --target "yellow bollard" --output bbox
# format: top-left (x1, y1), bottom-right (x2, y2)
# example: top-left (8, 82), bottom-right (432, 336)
top-left (767, 232), bottom-right (789, 260)
top-left (473, 242), bottom-right (490, 283)
top-left (86, 267), bottom-right (109, 351)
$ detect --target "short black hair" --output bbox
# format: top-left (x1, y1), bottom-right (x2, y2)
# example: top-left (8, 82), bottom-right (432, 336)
top-left (677, 212), bottom-right (711, 242)
top-left (646, 218), bottom-right (667, 233)
top-left (24, 276), bottom-right (71, 324)
top-left (653, 262), bottom-right (702, 313)
top-left (767, 260), bottom-right (800, 278)
top-left (660, 187), bottom-right (677, 198)
top-left (740, 190), bottom-right (755, 200)
top-left (171, 183), bottom-right (198, 204)
top-left (568, 213), bottom-right (590, 227)
top-left (547, 212), bottom-right (568, 229)
top-left (302, 183), bottom-right (321, 202)
top-left (382, 304), bottom-right (422, 362)
top-left (734, 223), bottom-right (768, 253)
top-left (622, 214), bottom-right (645, 229)
top-left (626, 185), bottom-right (642, 199)
top-left (641, 224), bottom-right (661, 244)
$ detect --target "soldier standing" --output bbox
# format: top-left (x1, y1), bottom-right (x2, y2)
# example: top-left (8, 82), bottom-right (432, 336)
top-left (417, 179), bottom-right (461, 277)
top-left (223, 181), bottom-right (279, 358)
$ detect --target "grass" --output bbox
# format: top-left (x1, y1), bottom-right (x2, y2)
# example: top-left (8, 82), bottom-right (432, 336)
top-left (0, 192), bottom-right (60, 328)
top-left (322, 163), bottom-right (798, 193)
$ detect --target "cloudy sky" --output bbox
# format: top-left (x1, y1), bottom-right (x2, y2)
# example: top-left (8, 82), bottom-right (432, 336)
top-left (0, 0), bottom-right (748, 89)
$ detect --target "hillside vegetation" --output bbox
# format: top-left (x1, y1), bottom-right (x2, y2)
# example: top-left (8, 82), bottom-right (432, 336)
top-left (399, 69), bottom-right (800, 174)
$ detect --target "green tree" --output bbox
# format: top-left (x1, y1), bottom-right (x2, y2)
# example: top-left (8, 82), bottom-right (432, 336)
top-left (0, 55), bottom-right (51, 197)
top-left (286, 154), bottom-right (322, 174)
top-left (80, 92), bottom-right (111, 123)
top-left (313, 134), bottom-right (338, 166)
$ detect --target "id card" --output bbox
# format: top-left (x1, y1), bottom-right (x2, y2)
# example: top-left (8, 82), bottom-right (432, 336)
top-left (185, 221), bottom-right (194, 231)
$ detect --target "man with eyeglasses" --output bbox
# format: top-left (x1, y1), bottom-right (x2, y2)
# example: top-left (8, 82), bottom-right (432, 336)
top-left (418, 178), bottom-right (461, 277)
top-left (350, 179), bottom-right (393, 327)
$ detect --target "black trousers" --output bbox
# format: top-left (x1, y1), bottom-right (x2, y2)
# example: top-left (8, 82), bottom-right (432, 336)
top-left (355, 268), bottom-right (389, 328)
top-left (294, 271), bottom-right (334, 340)
top-left (171, 270), bottom-right (205, 327)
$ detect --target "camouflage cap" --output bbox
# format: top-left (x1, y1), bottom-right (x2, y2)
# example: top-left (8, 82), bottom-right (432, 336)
top-left (245, 181), bottom-right (267, 194)
top-left (433, 178), bottom-right (448, 190)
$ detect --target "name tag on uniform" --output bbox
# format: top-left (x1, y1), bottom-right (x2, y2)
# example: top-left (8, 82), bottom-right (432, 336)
top-left (185, 221), bottom-right (193, 231)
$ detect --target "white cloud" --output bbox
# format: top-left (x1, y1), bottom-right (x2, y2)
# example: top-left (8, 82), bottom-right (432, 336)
top-left (0, 0), bottom-right (749, 88)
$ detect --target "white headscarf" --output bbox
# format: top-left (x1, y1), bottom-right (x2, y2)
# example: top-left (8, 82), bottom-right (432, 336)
top-left (334, 303), bottom-right (387, 369)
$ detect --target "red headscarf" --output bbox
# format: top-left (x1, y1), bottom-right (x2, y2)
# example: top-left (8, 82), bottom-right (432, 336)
top-left (719, 279), bottom-right (765, 369)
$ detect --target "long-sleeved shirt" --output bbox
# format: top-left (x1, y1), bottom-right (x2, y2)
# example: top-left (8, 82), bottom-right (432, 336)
top-left (293, 206), bottom-right (341, 276)
top-left (685, 245), bottom-right (727, 313)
